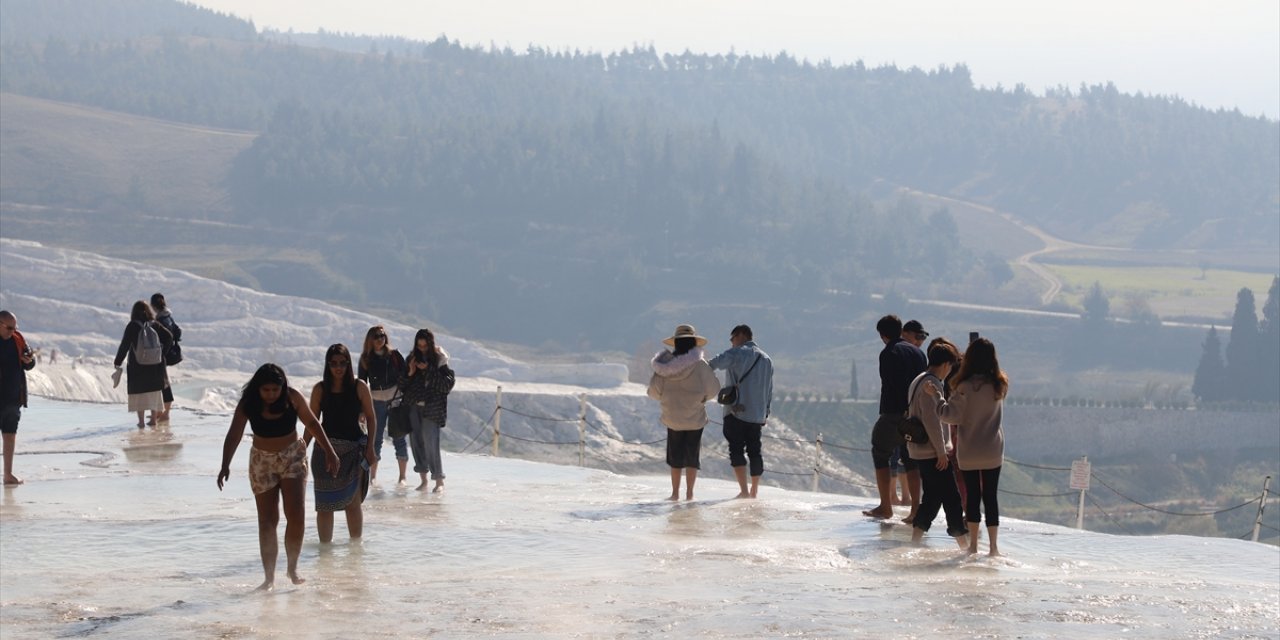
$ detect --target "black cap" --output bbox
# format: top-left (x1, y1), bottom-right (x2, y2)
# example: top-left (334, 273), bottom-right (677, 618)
top-left (903, 320), bottom-right (928, 337)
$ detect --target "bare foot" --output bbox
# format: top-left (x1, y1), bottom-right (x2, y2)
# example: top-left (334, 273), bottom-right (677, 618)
top-left (666, 494), bottom-right (679, 501)
top-left (988, 549), bottom-right (1001, 557)
top-left (911, 527), bottom-right (925, 543)
top-left (137, 422), bottom-right (145, 429)
top-left (685, 493), bottom-right (694, 501)
top-left (397, 478), bottom-right (407, 487)
top-left (3, 475), bottom-right (23, 485)
top-left (967, 545), bottom-right (979, 555)
top-left (862, 507), bottom-right (893, 519)
top-left (288, 571), bottom-right (306, 585)
top-left (254, 580), bottom-right (275, 592)
top-left (734, 491), bottom-right (752, 499)
top-left (955, 535), bottom-right (970, 550)
top-left (431, 484), bottom-right (444, 494)
top-left (415, 482), bottom-right (429, 491)
top-left (901, 512), bottom-right (916, 524)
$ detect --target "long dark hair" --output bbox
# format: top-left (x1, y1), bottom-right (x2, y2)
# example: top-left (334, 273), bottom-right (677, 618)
top-left (953, 338), bottom-right (1009, 399)
top-left (240, 363), bottom-right (290, 414)
top-left (323, 344), bottom-right (356, 391)
top-left (411, 328), bottom-right (439, 368)
top-left (130, 300), bottom-right (155, 323)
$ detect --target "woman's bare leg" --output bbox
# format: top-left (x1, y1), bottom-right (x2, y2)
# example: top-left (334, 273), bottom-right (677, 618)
top-left (668, 467), bottom-right (681, 501)
top-left (280, 476), bottom-right (308, 584)
top-left (685, 468), bottom-right (698, 500)
top-left (316, 510), bottom-right (335, 544)
top-left (252, 487), bottom-right (281, 591)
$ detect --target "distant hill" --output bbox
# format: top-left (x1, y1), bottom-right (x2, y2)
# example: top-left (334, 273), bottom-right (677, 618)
top-left (0, 92), bottom-right (253, 215)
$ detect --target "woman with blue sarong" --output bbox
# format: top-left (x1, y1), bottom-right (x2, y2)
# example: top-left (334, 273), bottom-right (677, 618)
top-left (307, 344), bottom-right (377, 543)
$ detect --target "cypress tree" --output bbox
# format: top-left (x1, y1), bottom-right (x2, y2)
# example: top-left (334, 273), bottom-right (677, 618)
top-left (849, 357), bottom-right (859, 399)
top-left (1224, 287), bottom-right (1260, 401)
top-left (1191, 326), bottom-right (1226, 403)
top-left (1259, 276), bottom-right (1280, 403)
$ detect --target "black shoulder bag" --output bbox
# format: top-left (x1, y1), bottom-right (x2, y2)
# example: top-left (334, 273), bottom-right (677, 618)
top-left (898, 374), bottom-right (935, 445)
top-left (717, 354), bottom-right (763, 406)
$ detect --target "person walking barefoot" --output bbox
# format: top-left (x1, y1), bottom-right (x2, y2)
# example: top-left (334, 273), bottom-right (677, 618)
top-left (218, 364), bottom-right (339, 590)
top-left (647, 324), bottom-right (720, 501)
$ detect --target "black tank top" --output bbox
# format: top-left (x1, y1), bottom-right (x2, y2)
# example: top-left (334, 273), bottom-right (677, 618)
top-left (319, 384), bottom-right (364, 441)
top-left (247, 401), bottom-right (298, 438)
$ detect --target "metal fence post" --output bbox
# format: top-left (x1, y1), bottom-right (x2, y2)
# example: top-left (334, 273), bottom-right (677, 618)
top-left (578, 394), bottom-right (587, 467)
top-left (812, 433), bottom-right (823, 493)
top-left (492, 385), bottom-right (502, 458)
top-left (1253, 475), bottom-right (1272, 542)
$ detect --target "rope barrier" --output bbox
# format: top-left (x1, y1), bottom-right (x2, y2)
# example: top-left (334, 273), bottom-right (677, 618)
top-left (1090, 472), bottom-right (1261, 517)
top-left (499, 432), bottom-right (580, 446)
top-left (1086, 491), bottom-right (1137, 536)
top-left (821, 441), bottom-right (871, 453)
top-left (582, 418), bottom-right (665, 446)
top-left (762, 434), bottom-right (810, 444)
top-left (438, 388), bottom-right (1274, 539)
top-left (999, 488), bottom-right (1077, 498)
top-left (501, 407), bottom-right (580, 423)
top-left (1005, 459), bottom-right (1073, 472)
top-left (456, 407), bottom-right (498, 455)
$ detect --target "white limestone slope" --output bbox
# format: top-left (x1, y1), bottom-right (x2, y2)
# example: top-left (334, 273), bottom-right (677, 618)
top-left (0, 238), bottom-right (864, 487)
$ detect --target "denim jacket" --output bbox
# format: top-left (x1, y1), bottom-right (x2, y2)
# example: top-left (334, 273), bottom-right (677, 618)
top-left (708, 341), bottom-right (774, 424)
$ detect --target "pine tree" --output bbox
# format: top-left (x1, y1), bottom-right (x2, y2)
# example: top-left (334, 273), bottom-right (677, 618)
top-left (1192, 326), bottom-right (1226, 403)
top-left (1224, 287), bottom-right (1260, 401)
top-left (849, 358), bottom-right (859, 399)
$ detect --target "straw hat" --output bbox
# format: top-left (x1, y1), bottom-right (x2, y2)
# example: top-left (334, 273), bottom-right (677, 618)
top-left (663, 324), bottom-right (707, 347)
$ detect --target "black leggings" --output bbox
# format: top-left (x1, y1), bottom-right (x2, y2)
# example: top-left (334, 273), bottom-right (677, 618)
top-left (962, 466), bottom-right (1001, 526)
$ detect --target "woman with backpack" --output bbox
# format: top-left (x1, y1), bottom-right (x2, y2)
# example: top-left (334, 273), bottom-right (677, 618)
top-left (150, 292), bottom-right (182, 425)
top-left (357, 325), bottom-right (407, 485)
top-left (113, 300), bottom-right (173, 429)
top-left (398, 328), bottom-right (454, 493)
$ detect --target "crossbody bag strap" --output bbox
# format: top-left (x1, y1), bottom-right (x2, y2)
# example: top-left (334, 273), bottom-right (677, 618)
top-left (734, 353), bottom-right (763, 386)
top-left (905, 372), bottom-right (937, 418)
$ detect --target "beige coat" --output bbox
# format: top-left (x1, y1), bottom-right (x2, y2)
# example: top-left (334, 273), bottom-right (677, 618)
top-left (936, 374), bottom-right (1005, 471)
top-left (647, 348), bottom-right (721, 431)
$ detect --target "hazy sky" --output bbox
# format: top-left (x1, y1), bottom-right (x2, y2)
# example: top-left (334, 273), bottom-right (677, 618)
top-left (190, 0), bottom-right (1279, 119)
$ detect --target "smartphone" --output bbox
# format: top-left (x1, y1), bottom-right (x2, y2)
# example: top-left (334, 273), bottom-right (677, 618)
top-left (969, 331), bottom-right (980, 344)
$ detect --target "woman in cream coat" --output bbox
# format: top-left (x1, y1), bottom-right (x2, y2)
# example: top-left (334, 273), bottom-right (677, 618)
top-left (648, 324), bottom-right (721, 501)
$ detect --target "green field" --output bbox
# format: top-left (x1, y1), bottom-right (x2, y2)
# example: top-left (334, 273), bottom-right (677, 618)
top-left (1043, 263), bottom-right (1277, 321)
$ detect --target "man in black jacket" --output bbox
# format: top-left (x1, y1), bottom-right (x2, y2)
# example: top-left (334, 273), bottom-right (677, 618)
top-left (863, 314), bottom-right (926, 518)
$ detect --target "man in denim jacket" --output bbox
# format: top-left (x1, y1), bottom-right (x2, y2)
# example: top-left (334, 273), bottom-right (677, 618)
top-left (708, 324), bottom-right (774, 498)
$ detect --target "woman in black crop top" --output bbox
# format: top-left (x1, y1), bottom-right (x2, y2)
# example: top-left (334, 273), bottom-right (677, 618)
top-left (218, 363), bottom-right (338, 591)
top-left (308, 344), bottom-right (377, 543)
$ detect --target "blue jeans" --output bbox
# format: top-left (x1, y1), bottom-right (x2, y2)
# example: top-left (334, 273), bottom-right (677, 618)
top-left (372, 399), bottom-right (408, 461)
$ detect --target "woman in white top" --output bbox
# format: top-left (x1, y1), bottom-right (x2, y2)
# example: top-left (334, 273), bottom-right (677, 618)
top-left (647, 324), bottom-right (721, 501)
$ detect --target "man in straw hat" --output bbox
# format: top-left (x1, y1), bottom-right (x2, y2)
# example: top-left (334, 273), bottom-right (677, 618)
top-left (647, 324), bottom-right (721, 501)
top-left (708, 324), bottom-right (774, 498)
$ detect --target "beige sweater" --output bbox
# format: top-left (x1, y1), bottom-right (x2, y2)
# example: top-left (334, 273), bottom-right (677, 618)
top-left (647, 348), bottom-right (721, 431)
top-left (935, 375), bottom-right (1005, 471)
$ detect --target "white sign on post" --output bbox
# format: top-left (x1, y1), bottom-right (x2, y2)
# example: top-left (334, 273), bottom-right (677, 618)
top-left (1070, 458), bottom-right (1092, 491)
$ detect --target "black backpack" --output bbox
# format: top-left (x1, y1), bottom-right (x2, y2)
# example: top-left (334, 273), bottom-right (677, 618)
top-left (157, 314), bottom-right (183, 366)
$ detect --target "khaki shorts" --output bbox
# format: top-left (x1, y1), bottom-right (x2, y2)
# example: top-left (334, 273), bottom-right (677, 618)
top-left (248, 438), bottom-right (308, 495)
